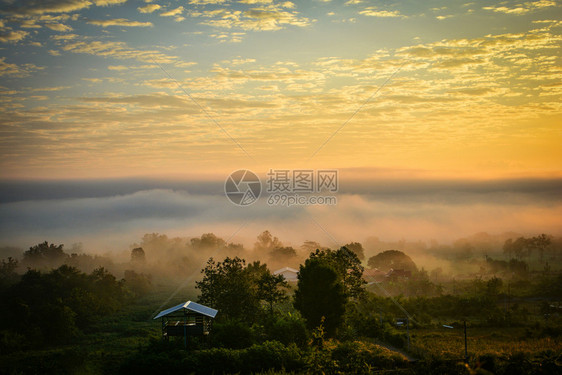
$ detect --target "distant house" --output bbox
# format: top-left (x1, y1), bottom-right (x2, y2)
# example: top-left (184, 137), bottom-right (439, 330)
top-left (153, 300), bottom-right (217, 346)
top-left (385, 268), bottom-right (411, 281)
top-left (273, 267), bottom-right (299, 282)
top-left (363, 268), bottom-right (386, 281)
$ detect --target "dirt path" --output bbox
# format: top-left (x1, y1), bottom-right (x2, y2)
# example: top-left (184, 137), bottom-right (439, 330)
top-left (370, 338), bottom-right (418, 362)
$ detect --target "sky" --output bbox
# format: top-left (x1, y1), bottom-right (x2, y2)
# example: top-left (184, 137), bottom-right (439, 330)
top-left (0, 0), bottom-right (561, 251)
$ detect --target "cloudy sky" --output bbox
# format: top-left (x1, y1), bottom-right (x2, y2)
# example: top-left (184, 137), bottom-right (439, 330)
top-left (0, 0), bottom-right (560, 250)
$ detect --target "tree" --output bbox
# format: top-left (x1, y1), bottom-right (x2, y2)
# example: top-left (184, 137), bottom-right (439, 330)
top-left (246, 260), bottom-right (269, 280)
top-left (225, 242), bottom-right (245, 256)
top-left (529, 234), bottom-right (551, 263)
top-left (254, 230), bottom-right (282, 253)
top-left (300, 240), bottom-right (325, 253)
top-left (294, 258), bottom-right (346, 337)
top-left (197, 258), bottom-right (289, 320)
top-left (508, 258), bottom-right (528, 275)
top-left (130, 247), bottom-right (146, 263)
top-left (124, 270), bottom-right (152, 297)
top-left (269, 246), bottom-right (297, 262)
top-left (0, 257), bottom-right (19, 288)
top-left (503, 238), bottom-right (514, 259)
top-left (503, 235), bottom-right (551, 263)
top-left (1, 265), bottom-right (127, 346)
top-left (453, 239), bottom-right (474, 260)
top-left (196, 257), bottom-right (260, 321)
top-left (511, 237), bottom-right (530, 260)
top-left (486, 277), bottom-right (503, 298)
top-left (367, 250), bottom-right (417, 273)
top-left (309, 247), bottom-right (365, 298)
top-left (189, 233), bottom-right (245, 258)
top-left (40, 303), bottom-right (78, 344)
top-left (256, 271), bottom-right (289, 314)
top-left (23, 241), bottom-right (67, 268)
top-left (191, 233), bottom-right (226, 250)
top-left (65, 252), bottom-right (113, 274)
top-left (88, 267), bottom-right (126, 315)
top-left (246, 260), bottom-right (289, 312)
top-left (343, 242), bottom-right (365, 261)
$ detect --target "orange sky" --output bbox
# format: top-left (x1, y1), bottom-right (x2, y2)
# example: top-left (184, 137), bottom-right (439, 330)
top-left (0, 1), bottom-right (561, 180)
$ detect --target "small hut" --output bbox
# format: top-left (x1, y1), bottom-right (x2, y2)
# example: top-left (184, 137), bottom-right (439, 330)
top-left (273, 267), bottom-right (299, 282)
top-left (363, 268), bottom-right (386, 282)
top-left (153, 301), bottom-right (218, 346)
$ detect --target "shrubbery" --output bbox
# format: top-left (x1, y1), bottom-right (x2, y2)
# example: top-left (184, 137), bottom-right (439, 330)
top-left (119, 338), bottom-right (412, 375)
top-left (210, 319), bottom-right (255, 349)
top-left (0, 347), bottom-right (88, 375)
top-left (120, 339), bottom-right (305, 374)
top-left (264, 313), bottom-right (309, 348)
top-left (330, 341), bottom-right (409, 374)
top-left (200, 314), bottom-right (309, 350)
top-left (0, 265), bottom-right (130, 350)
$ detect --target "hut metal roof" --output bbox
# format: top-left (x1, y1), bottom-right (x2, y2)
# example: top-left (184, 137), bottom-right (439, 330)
top-left (153, 301), bottom-right (218, 320)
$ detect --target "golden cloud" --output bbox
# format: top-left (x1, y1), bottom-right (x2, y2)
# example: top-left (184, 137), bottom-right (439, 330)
top-left (138, 4), bottom-right (161, 13)
top-left (87, 18), bottom-right (154, 27)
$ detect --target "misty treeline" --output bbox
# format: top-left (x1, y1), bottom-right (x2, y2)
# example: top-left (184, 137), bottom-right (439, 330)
top-left (0, 230), bottom-right (364, 286)
top-left (1, 230), bottom-right (561, 309)
top-left (3, 231), bottom-right (561, 284)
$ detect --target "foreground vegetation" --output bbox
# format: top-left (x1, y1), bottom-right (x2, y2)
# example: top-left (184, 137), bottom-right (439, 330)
top-left (1, 235), bottom-right (561, 374)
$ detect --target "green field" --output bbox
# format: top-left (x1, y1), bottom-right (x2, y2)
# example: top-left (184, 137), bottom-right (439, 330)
top-left (410, 327), bottom-right (561, 360)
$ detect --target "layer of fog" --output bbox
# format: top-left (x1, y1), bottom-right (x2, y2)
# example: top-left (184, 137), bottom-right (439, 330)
top-left (1, 177), bottom-right (560, 265)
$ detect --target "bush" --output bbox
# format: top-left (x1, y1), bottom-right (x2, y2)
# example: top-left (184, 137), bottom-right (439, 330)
top-left (240, 341), bottom-right (304, 373)
top-left (502, 352), bottom-right (535, 375)
top-left (189, 347), bottom-right (242, 374)
top-left (210, 319), bottom-right (255, 349)
top-left (40, 303), bottom-right (79, 344)
top-left (0, 348), bottom-right (88, 375)
top-left (121, 340), bottom-right (305, 375)
top-left (382, 323), bottom-right (407, 348)
top-left (123, 270), bottom-right (152, 297)
top-left (119, 339), bottom-right (186, 374)
top-left (413, 358), bottom-right (470, 375)
top-left (1, 265), bottom-right (128, 347)
top-left (477, 353), bottom-right (498, 374)
top-left (331, 341), bottom-right (409, 374)
top-left (345, 309), bottom-right (384, 338)
top-left (265, 314), bottom-right (309, 347)
top-left (0, 330), bottom-right (26, 354)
